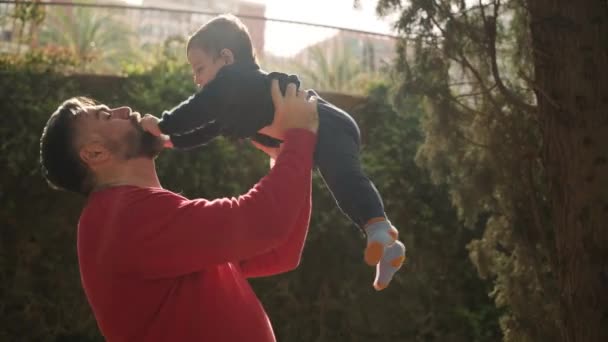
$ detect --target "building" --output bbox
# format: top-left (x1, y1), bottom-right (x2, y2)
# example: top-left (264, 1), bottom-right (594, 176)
top-left (235, 1), bottom-right (266, 59)
top-left (292, 30), bottom-right (396, 72)
top-left (138, 0), bottom-right (265, 54)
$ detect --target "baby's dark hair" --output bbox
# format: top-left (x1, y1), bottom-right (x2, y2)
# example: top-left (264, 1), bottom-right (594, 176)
top-left (187, 14), bottom-right (256, 64)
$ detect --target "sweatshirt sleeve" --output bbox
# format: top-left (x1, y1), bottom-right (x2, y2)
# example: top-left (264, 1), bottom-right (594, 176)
top-left (157, 81), bottom-right (222, 136)
top-left (126, 129), bottom-right (317, 279)
top-left (169, 121), bottom-right (222, 150)
top-left (239, 172), bottom-right (312, 278)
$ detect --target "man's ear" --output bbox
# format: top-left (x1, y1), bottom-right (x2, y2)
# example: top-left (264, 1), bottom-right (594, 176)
top-left (79, 142), bottom-right (111, 167)
top-left (220, 48), bottom-right (235, 65)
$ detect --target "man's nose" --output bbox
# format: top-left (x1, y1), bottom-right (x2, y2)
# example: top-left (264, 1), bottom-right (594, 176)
top-left (111, 107), bottom-right (132, 119)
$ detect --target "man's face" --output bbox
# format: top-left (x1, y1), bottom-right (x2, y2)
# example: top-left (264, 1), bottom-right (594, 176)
top-left (188, 47), bottom-right (228, 89)
top-left (74, 105), bottom-right (163, 161)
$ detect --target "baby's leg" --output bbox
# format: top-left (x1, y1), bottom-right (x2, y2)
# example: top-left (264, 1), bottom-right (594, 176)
top-left (314, 103), bottom-right (405, 288)
top-left (313, 102), bottom-right (384, 225)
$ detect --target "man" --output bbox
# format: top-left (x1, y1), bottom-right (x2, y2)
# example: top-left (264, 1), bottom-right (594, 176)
top-left (39, 80), bottom-right (319, 342)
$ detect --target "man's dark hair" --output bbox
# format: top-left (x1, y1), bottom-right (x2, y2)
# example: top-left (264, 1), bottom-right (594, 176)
top-left (40, 97), bottom-right (96, 195)
top-left (187, 14), bottom-right (256, 64)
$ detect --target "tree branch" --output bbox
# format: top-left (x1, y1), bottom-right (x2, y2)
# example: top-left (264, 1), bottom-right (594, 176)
top-left (451, 50), bottom-right (505, 113)
top-left (438, 4), bottom-right (505, 114)
top-left (482, 0), bottom-right (537, 113)
top-left (454, 129), bottom-right (492, 149)
top-left (453, 83), bottom-right (499, 99)
top-left (445, 95), bottom-right (488, 116)
top-left (517, 69), bottom-right (560, 110)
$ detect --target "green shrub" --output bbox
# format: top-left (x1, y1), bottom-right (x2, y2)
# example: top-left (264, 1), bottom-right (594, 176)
top-left (0, 54), bottom-right (499, 341)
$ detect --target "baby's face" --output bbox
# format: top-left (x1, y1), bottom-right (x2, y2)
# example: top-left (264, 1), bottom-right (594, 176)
top-left (187, 47), bottom-right (229, 89)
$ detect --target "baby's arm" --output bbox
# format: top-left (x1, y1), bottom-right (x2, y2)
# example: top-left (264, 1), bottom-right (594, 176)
top-left (140, 74), bottom-right (230, 149)
top-left (157, 85), bottom-right (221, 136)
top-left (168, 121), bottom-right (223, 150)
top-left (141, 114), bottom-right (223, 150)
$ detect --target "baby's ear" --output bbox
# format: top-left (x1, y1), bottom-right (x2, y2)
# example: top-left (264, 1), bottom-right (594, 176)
top-left (220, 48), bottom-right (235, 65)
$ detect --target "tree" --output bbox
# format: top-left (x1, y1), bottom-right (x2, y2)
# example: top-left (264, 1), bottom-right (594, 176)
top-left (0, 50), bottom-right (500, 339)
top-left (264, 37), bottom-right (387, 95)
top-left (8, 0), bottom-right (46, 53)
top-left (297, 43), bottom-right (364, 93)
top-left (375, 0), bottom-right (608, 341)
top-left (249, 82), bottom-right (501, 342)
top-left (526, 1), bottom-right (608, 341)
top-left (39, 3), bottom-right (135, 73)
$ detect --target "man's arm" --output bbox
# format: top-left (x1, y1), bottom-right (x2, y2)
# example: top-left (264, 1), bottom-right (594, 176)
top-left (239, 172), bottom-right (312, 278)
top-left (127, 81), bottom-right (319, 279)
top-left (127, 129), bottom-right (316, 279)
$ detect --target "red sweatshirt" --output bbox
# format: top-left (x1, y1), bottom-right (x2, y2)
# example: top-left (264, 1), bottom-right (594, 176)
top-left (77, 129), bottom-right (316, 342)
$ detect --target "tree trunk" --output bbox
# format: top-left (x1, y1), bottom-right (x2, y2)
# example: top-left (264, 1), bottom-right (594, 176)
top-left (527, 1), bottom-right (608, 341)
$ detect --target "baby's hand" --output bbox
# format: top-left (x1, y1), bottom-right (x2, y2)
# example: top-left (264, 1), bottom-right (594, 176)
top-left (141, 114), bottom-right (163, 137)
top-left (163, 136), bottom-right (174, 149)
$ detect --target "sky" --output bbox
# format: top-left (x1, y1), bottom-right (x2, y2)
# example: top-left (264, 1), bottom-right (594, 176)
top-left (123, 0), bottom-right (398, 56)
top-left (250, 0), bottom-right (397, 56)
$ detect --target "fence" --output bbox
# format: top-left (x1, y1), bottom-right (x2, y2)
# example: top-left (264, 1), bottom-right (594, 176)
top-left (0, 0), bottom-right (397, 93)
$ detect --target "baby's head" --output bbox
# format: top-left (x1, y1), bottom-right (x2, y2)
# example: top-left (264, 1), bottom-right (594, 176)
top-left (187, 14), bottom-right (256, 88)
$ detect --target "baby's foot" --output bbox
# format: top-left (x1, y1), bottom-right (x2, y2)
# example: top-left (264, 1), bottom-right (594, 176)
top-left (364, 220), bottom-right (398, 266)
top-left (373, 241), bottom-right (406, 291)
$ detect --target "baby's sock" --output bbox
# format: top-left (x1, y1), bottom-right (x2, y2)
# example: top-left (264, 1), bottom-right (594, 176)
top-left (364, 219), bottom-right (398, 266)
top-left (373, 241), bottom-right (406, 291)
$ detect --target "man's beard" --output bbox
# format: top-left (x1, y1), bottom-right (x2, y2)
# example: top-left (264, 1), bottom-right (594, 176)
top-left (122, 117), bottom-right (164, 159)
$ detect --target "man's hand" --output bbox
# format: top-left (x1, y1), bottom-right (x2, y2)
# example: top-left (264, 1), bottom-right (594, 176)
top-left (141, 114), bottom-right (163, 137)
top-left (261, 80), bottom-right (318, 139)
